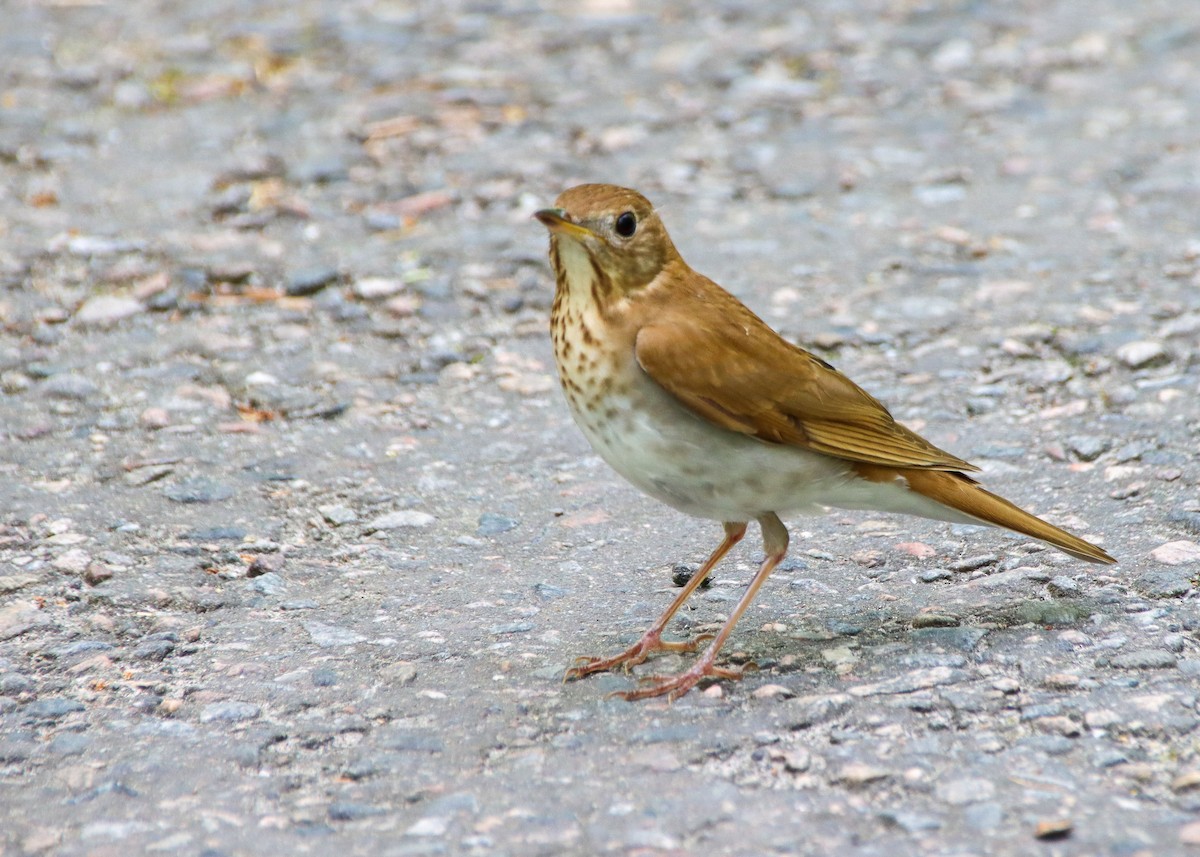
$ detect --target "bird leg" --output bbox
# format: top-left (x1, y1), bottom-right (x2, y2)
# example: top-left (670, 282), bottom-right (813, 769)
top-left (564, 521), bottom-right (747, 682)
top-left (619, 513), bottom-right (789, 701)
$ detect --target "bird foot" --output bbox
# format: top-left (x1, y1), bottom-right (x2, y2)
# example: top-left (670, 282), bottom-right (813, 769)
top-left (616, 659), bottom-right (757, 702)
top-left (564, 632), bottom-right (713, 681)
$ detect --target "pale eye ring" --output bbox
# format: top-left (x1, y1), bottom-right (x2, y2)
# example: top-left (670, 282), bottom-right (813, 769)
top-left (614, 211), bottom-right (637, 238)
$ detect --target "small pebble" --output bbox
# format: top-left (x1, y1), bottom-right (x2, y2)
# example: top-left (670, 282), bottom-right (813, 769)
top-left (1163, 633), bottom-right (1186, 653)
top-left (775, 748), bottom-right (811, 773)
top-left (382, 662), bottom-right (418, 686)
top-left (0, 574), bottom-right (40, 594)
top-left (133, 639), bottom-right (174, 661)
top-left (311, 668), bottom-right (338, 687)
top-left (304, 622), bottom-right (366, 647)
top-left (1134, 569), bottom-right (1192, 598)
top-left (826, 619), bottom-right (864, 636)
top-left (1181, 822), bottom-right (1200, 846)
top-left (1093, 749), bottom-right (1128, 768)
top-left (849, 667), bottom-right (965, 697)
top-left (318, 504), bottom-right (358, 526)
top-left (912, 612), bottom-right (960, 629)
top-left (199, 701), bottom-right (261, 722)
top-left (1107, 649), bottom-right (1177, 670)
top-left (75, 294), bottom-right (144, 327)
top-left (1036, 715), bottom-right (1082, 737)
top-left (1067, 435), bottom-right (1111, 461)
top-left (1042, 673), bottom-right (1080, 690)
top-left (1034, 818), bottom-right (1073, 841)
top-left (164, 478), bottom-right (235, 504)
top-left (51, 549), bottom-right (91, 574)
top-left (353, 277), bottom-right (405, 300)
top-left (879, 809), bottom-right (943, 833)
top-left (0, 371), bottom-right (30, 394)
top-left (1171, 771), bottom-right (1200, 793)
top-left (248, 571), bottom-right (285, 596)
top-left (329, 802), bottom-right (387, 821)
top-left (532, 582), bottom-right (567, 599)
top-left (1149, 541), bottom-right (1200, 566)
top-left (488, 621), bottom-right (534, 635)
top-left (24, 698), bottom-right (86, 719)
top-left (1013, 601), bottom-right (1089, 627)
top-left (476, 513), bottom-right (518, 536)
top-left (246, 556), bottom-right (283, 579)
top-left (936, 777), bottom-right (996, 806)
top-left (293, 153), bottom-right (350, 184)
top-left (407, 816), bottom-right (449, 837)
top-left (950, 554), bottom-right (998, 572)
top-left (964, 802), bottom-right (1004, 832)
top-left (286, 267), bottom-right (340, 297)
top-left (1116, 340), bottom-right (1167, 369)
top-left (1047, 576), bottom-right (1081, 597)
top-left (39, 374), bottom-right (98, 400)
top-left (895, 542), bottom-right (936, 558)
top-left (0, 674), bottom-right (35, 695)
top-left (139, 407), bottom-right (171, 429)
top-left (835, 762), bottom-right (890, 786)
top-left (47, 733), bottom-right (91, 756)
top-left (368, 510), bottom-right (435, 531)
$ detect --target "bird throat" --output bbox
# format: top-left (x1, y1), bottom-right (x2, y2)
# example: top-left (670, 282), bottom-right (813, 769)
top-left (548, 237), bottom-right (624, 419)
top-left (550, 237), bottom-right (615, 314)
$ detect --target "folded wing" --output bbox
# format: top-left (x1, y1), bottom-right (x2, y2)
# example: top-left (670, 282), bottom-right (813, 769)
top-left (634, 281), bottom-right (978, 472)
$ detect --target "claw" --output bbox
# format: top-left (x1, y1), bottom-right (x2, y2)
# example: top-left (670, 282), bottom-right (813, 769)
top-left (562, 629), bottom-right (707, 683)
top-left (563, 659), bottom-right (607, 682)
top-left (616, 658), bottom-right (752, 702)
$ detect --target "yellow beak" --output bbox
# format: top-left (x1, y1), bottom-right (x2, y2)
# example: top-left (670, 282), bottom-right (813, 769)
top-left (534, 208), bottom-right (593, 240)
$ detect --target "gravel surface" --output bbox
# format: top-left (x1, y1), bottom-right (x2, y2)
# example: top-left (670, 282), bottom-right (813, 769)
top-left (2, 1), bottom-right (1200, 855)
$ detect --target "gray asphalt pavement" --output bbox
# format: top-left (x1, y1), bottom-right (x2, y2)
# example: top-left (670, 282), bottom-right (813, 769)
top-left (2, 1), bottom-right (1199, 855)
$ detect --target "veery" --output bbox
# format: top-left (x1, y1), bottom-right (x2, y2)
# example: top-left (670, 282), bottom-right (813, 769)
top-left (536, 183), bottom-right (1114, 701)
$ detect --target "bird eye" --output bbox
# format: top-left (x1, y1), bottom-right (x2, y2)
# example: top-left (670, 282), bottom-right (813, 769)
top-left (614, 211), bottom-right (637, 238)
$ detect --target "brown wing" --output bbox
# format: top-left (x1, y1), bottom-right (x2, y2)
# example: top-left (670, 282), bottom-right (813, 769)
top-left (634, 281), bottom-right (979, 472)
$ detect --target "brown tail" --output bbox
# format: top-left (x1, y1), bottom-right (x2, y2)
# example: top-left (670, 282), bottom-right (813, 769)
top-left (857, 465), bottom-right (1116, 564)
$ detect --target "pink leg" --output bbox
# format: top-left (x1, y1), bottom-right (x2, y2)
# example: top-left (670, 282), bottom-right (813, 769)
top-left (619, 513), bottom-right (789, 701)
top-left (565, 522), bottom-right (747, 681)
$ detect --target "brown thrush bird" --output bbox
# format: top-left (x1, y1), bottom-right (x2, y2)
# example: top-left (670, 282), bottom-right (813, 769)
top-left (535, 183), bottom-right (1115, 701)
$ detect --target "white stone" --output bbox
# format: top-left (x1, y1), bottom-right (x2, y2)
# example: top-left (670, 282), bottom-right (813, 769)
top-left (303, 621), bottom-right (366, 647)
top-left (353, 277), bottom-right (405, 300)
top-left (936, 777), bottom-right (996, 806)
top-left (369, 510), bottom-right (436, 530)
top-left (1116, 340), bottom-right (1167, 369)
top-left (52, 548), bottom-right (92, 574)
top-left (1151, 540), bottom-right (1200, 565)
top-left (931, 38), bottom-right (975, 73)
top-left (406, 816), bottom-right (448, 837)
top-left (76, 294), bottom-right (144, 326)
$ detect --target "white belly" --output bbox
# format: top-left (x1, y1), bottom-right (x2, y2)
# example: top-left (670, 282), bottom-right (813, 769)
top-left (564, 367), bottom-right (973, 527)
top-left (566, 370), bottom-right (845, 521)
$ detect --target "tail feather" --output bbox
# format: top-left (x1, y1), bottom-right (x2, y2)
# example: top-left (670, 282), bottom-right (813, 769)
top-left (855, 465), bottom-right (1116, 565)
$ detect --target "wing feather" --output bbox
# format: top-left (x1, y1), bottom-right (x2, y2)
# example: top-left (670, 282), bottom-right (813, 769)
top-left (633, 282), bottom-right (978, 472)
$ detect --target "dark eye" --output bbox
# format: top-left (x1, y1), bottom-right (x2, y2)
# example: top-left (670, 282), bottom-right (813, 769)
top-left (614, 211), bottom-right (637, 238)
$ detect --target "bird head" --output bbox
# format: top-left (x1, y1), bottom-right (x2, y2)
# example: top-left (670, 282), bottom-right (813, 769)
top-left (535, 184), bottom-right (679, 296)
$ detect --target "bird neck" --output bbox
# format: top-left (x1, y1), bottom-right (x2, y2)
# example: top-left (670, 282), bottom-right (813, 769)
top-left (551, 238), bottom-right (619, 317)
